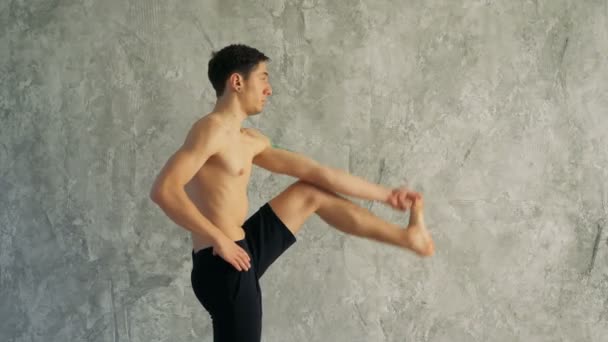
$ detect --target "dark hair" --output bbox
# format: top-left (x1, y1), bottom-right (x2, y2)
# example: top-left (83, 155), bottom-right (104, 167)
top-left (208, 44), bottom-right (270, 97)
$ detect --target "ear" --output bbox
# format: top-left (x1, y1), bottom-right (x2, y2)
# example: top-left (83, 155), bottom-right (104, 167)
top-left (228, 73), bottom-right (244, 92)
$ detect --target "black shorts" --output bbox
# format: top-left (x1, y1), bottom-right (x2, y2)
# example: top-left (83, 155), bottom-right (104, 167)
top-left (190, 202), bottom-right (297, 342)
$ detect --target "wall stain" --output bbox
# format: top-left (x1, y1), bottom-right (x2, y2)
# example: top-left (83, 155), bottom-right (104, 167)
top-left (587, 222), bottom-right (604, 275)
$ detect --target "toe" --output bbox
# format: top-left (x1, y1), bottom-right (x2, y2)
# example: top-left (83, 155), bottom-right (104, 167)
top-left (427, 241), bottom-right (435, 255)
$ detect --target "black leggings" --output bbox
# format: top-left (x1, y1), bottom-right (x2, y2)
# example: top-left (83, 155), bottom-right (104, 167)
top-left (190, 203), bottom-right (297, 342)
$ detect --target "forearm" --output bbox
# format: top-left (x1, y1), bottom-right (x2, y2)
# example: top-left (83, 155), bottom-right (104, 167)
top-left (151, 188), bottom-right (226, 243)
top-left (313, 167), bottom-right (392, 202)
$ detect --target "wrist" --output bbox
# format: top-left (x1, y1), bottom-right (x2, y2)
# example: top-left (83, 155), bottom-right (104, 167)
top-left (209, 230), bottom-right (226, 246)
top-left (379, 187), bottom-right (393, 202)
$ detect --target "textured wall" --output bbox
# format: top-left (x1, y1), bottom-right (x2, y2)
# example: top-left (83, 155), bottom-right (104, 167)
top-left (2, 0), bottom-right (608, 341)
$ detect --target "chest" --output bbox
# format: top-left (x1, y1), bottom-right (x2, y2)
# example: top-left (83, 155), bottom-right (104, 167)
top-left (219, 141), bottom-right (249, 176)
top-left (208, 129), bottom-right (261, 177)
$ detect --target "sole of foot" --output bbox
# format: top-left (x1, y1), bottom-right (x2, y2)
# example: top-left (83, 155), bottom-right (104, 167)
top-left (405, 195), bottom-right (435, 257)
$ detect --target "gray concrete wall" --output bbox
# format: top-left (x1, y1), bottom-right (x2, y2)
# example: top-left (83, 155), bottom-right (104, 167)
top-left (2, 0), bottom-right (607, 341)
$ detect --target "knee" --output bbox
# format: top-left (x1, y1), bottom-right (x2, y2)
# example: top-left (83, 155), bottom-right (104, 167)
top-left (292, 180), bottom-right (329, 208)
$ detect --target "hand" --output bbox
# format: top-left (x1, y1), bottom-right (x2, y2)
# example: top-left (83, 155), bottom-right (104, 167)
top-left (212, 235), bottom-right (251, 272)
top-left (385, 186), bottom-right (420, 212)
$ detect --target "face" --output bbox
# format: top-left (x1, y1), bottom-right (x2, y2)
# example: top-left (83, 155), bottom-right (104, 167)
top-left (239, 62), bottom-right (272, 115)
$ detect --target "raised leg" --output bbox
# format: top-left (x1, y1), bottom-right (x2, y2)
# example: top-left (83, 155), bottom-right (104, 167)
top-left (268, 181), bottom-right (434, 256)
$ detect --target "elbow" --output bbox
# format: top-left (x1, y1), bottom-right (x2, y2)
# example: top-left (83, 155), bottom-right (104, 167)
top-left (150, 184), bottom-right (170, 206)
top-left (150, 179), bottom-right (184, 206)
top-left (149, 187), bottom-right (164, 205)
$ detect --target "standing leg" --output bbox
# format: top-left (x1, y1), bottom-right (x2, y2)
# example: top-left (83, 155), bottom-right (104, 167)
top-left (191, 244), bottom-right (263, 342)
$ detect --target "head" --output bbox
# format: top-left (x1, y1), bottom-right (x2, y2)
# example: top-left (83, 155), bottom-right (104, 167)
top-left (208, 44), bottom-right (273, 115)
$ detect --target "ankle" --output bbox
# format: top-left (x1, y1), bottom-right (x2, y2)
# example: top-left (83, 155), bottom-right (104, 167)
top-left (400, 229), bottom-right (414, 249)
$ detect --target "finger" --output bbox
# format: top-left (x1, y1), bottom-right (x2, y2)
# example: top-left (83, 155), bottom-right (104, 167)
top-left (396, 196), bottom-right (403, 209)
top-left (388, 196), bottom-right (397, 206)
top-left (242, 256), bottom-right (251, 270)
top-left (238, 253), bottom-right (250, 270)
top-left (236, 253), bottom-right (247, 269)
top-left (399, 193), bottom-right (408, 208)
top-left (239, 257), bottom-right (249, 271)
top-left (406, 192), bottom-right (418, 201)
top-left (240, 248), bottom-right (251, 262)
top-left (232, 260), bottom-right (242, 272)
top-left (238, 258), bottom-right (247, 271)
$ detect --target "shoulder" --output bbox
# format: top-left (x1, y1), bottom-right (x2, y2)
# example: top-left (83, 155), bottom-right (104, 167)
top-left (190, 115), bottom-right (229, 137)
top-left (243, 127), bottom-right (271, 147)
top-left (183, 115), bottom-right (227, 148)
top-left (199, 114), bottom-right (227, 130)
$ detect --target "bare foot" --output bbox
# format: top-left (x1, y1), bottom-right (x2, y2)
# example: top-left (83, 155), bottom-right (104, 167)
top-left (403, 195), bottom-right (435, 256)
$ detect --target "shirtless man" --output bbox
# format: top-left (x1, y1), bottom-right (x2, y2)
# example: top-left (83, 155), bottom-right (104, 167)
top-left (150, 44), bottom-right (434, 342)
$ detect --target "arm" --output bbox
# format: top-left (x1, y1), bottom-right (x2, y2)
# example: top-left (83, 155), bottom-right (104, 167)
top-left (317, 166), bottom-right (392, 202)
top-left (250, 129), bottom-right (392, 202)
top-left (149, 117), bottom-right (228, 244)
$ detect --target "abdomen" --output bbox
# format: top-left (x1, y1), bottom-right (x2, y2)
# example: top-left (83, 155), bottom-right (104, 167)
top-left (188, 171), bottom-right (250, 250)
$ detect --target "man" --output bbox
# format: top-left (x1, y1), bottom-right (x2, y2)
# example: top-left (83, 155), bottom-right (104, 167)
top-left (150, 44), bottom-right (434, 342)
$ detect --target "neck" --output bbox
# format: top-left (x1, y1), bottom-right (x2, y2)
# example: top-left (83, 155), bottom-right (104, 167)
top-left (212, 95), bottom-right (248, 127)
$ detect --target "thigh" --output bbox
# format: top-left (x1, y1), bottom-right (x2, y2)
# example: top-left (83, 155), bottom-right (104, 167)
top-left (191, 250), bottom-right (263, 342)
top-left (243, 199), bottom-right (299, 279)
top-left (267, 180), bottom-right (324, 236)
top-left (212, 270), bottom-right (263, 342)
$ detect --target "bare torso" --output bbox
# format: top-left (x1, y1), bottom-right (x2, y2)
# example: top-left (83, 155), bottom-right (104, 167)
top-left (187, 114), bottom-right (267, 253)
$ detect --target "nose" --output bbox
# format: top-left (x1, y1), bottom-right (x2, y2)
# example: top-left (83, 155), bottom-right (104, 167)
top-left (264, 85), bottom-right (272, 96)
